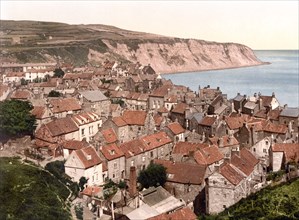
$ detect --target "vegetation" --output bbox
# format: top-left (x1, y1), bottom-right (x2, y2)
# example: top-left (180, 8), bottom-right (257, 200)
top-left (137, 163), bottom-right (167, 189)
top-left (79, 176), bottom-right (88, 192)
top-left (0, 100), bottom-right (36, 137)
top-left (48, 90), bottom-right (61, 97)
top-left (0, 157), bottom-right (71, 220)
top-left (200, 178), bottom-right (299, 220)
top-left (53, 68), bottom-right (65, 78)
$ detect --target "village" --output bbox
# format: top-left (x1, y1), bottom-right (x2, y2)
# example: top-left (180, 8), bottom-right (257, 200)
top-left (0, 60), bottom-right (298, 220)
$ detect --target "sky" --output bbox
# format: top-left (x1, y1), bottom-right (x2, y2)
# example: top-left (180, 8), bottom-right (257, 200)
top-left (0, 0), bottom-right (298, 50)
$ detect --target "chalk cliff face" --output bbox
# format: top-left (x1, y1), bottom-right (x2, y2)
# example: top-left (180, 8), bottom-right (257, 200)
top-left (0, 20), bottom-right (262, 73)
top-left (102, 39), bottom-right (262, 73)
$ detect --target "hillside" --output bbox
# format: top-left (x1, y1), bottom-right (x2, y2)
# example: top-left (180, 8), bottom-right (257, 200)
top-left (0, 20), bottom-right (263, 73)
top-left (0, 157), bottom-right (71, 220)
top-left (202, 178), bottom-right (299, 220)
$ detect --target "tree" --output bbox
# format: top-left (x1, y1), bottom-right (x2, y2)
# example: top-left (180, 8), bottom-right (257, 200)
top-left (0, 100), bottom-right (36, 137)
top-left (48, 90), bottom-right (61, 97)
top-left (137, 163), bottom-right (167, 189)
top-left (79, 177), bottom-right (88, 192)
top-left (53, 68), bottom-right (65, 78)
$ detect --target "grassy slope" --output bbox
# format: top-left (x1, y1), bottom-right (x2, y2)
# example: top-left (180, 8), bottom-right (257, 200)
top-left (0, 157), bottom-right (71, 220)
top-left (203, 178), bottom-right (299, 220)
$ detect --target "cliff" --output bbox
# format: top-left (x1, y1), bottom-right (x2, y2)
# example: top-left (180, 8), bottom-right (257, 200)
top-left (0, 20), bottom-right (263, 73)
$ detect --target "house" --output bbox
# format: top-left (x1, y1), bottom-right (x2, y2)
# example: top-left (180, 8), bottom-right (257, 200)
top-left (233, 93), bottom-right (246, 113)
top-left (71, 112), bottom-right (102, 143)
top-left (164, 122), bottom-right (185, 142)
top-left (154, 159), bottom-right (206, 210)
top-left (60, 140), bottom-right (89, 159)
top-left (78, 90), bottom-right (110, 117)
top-left (250, 136), bottom-right (272, 167)
top-left (170, 103), bottom-right (189, 128)
top-left (142, 64), bottom-right (156, 75)
top-left (279, 107), bottom-right (299, 133)
top-left (48, 97), bottom-right (82, 118)
top-left (2, 72), bottom-right (25, 83)
top-left (99, 143), bottom-right (125, 182)
top-left (65, 146), bottom-right (105, 186)
top-left (198, 116), bottom-right (218, 138)
top-left (94, 127), bottom-right (119, 146)
top-left (63, 72), bottom-right (93, 88)
top-left (31, 106), bottom-right (53, 129)
top-left (259, 93), bottom-right (280, 111)
top-left (25, 68), bottom-right (54, 82)
top-left (35, 117), bottom-right (79, 156)
top-left (147, 207), bottom-right (197, 220)
top-left (149, 84), bottom-right (173, 110)
top-left (242, 100), bottom-right (259, 116)
top-left (209, 135), bottom-right (239, 159)
top-left (10, 89), bottom-right (34, 100)
top-left (270, 143), bottom-right (299, 172)
top-left (187, 112), bottom-right (204, 133)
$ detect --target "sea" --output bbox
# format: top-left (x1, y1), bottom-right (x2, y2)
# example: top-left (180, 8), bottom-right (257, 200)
top-left (163, 50), bottom-right (299, 107)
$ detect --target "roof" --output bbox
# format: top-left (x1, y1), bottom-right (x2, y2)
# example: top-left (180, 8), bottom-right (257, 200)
top-left (268, 109), bottom-right (281, 120)
top-left (141, 131), bottom-right (172, 151)
top-left (61, 140), bottom-right (89, 150)
top-left (79, 90), bottom-right (108, 102)
top-left (225, 114), bottom-right (249, 130)
top-left (127, 204), bottom-right (160, 220)
top-left (157, 106), bottom-right (169, 113)
top-left (272, 143), bottom-right (299, 162)
top-left (199, 116), bottom-right (217, 126)
top-left (81, 186), bottom-right (101, 197)
top-left (153, 114), bottom-right (163, 126)
top-left (280, 107), bottom-right (299, 118)
top-left (209, 135), bottom-right (239, 147)
top-left (150, 84), bottom-right (172, 97)
top-left (122, 110), bottom-right (147, 126)
top-left (189, 112), bottom-right (204, 123)
top-left (5, 72), bottom-right (25, 77)
top-left (167, 122), bottom-right (185, 135)
top-left (44, 117), bottom-right (78, 136)
top-left (63, 72), bottom-right (92, 80)
top-left (49, 98), bottom-right (81, 113)
top-left (231, 148), bottom-right (258, 176)
top-left (171, 103), bottom-right (188, 114)
top-left (71, 112), bottom-right (101, 125)
top-left (219, 162), bottom-right (245, 186)
top-left (147, 207), bottom-right (197, 220)
top-left (119, 139), bottom-right (147, 158)
top-left (31, 106), bottom-right (46, 119)
top-left (172, 142), bottom-right (209, 155)
top-left (244, 101), bottom-right (257, 110)
top-left (154, 159), bottom-right (206, 185)
top-left (194, 146), bottom-right (224, 166)
top-left (233, 94), bottom-right (245, 102)
top-left (75, 146), bottom-right (102, 169)
top-left (101, 128), bottom-right (118, 144)
top-left (100, 143), bottom-right (124, 161)
top-left (10, 90), bottom-right (31, 99)
top-left (112, 116), bottom-right (128, 127)
top-left (262, 121), bottom-right (287, 134)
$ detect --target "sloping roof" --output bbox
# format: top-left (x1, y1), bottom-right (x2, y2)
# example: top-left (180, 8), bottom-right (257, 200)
top-left (157, 106), bottom-right (169, 113)
top-left (225, 114), bottom-right (249, 130)
top-left (147, 207), bottom-right (197, 220)
top-left (262, 121), bottom-right (287, 134)
top-left (10, 90), bottom-right (31, 99)
top-left (112, 116), bottom-right (128, 127)
top-left (71, 112), bottom-right (100, 125)
top-left (268, 109), bottom-right (281, 120)
top-left (0, 85), bottom-right (9, 97)
top-left (61, 140), bottom-right (89, 150)
top-left (122, 110), bottom-right (147, 126)
top-left (45, 117), bottom-right (78, 136)
top-left (101, 128), bottom-right (118, 144)
top-left (272, 143), bottom-right (299, 162)
top-left (171, 103), bottom-right (188, 114)
top-left (199, 116), bottom-right (217, 126)
top-left (75, 146), bottom-right (102, 169)
top-left (150, 84), bottom-right (172, 97)
top-left (244, 101), bottom-right (257, 110)
top-left (231, 148), bottom-right (258, 176)
top-left (172, 142), bottom-right (209, 155)
top-left (100, 143), bottom-right (124, 161)
top-left (31, 106), bottom-right (46, 119)
top-left (209, 135), bottom-right (239, 147)
top-left (141, 132), bottom-right (172, 151)
top-left (280, 107), bottom-right (299, 118)
top-left (119, 139), bottom-right (147, 158)
top-left (167, 122), bottom-right (185, 135)
top-left (260, 95), bottom-right (273, 107)
top-left (49, 98), bottom-right (81, 113)
top-left (154, 159), bottom-right (206, 185)
top-left (219, 162), bottom-right (245, 186)
top-left (194, 146), bottom-right (224, 166)
top-left (79, 90), bottom-right (108, 102)
top-left (81, 186), bottom-right (101, 197)
top-left (233, 94), bottom-right (245, 102)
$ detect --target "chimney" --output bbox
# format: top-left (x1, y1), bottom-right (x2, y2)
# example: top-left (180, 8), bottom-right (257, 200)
top-left (218, 137), bottom-right (224, 147)
top-left (129, 166), bottom-right (137, 197)
top-left (259, 98), bottom-right (263, 110)
top-left (272, 92), bottom-right (275, 98)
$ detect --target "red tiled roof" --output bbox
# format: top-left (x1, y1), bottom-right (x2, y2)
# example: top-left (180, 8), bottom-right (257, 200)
top-left (171, 103), bottom-right (188, 114)
top-left (112, 116), bottom-right (127, 127)
top-left (31, 106), bottom-right (46, 119)
top-left (147, 207), bottom-right (197, 220)
top-left (272, 143), bottom-right (299, 162)
top-left (268, 109), bottom-right (281, 120)
top-left (100, 143), bottom-right (124, 161)
top-left (219, 162), bottom-right (245, 186)
top-left (262, 121), bottom-right (287, 134)
top-left (231, 148), bottom-right (258, 176)
top-left (75, 146), bottom-right (102, 169)
top-left (63, 72), bottom-right (92, 80)
top-left (199, 116), bottom-right (217, 126)
top-left (122, 110), bottom-right (147, 126)
top-left (153, 114), bottom-right (163, 126)
top-left (154, 159), bottom-right (206, 185)
top-left (157, 106), bottom-right (169, 113)
top-left (44, 117), bottom-right (78, 136)
top-left (141, 131), bottom-right (172, 151)
top-left (101, 128), bottom-right (118, 144)
top-left (119, 139), bottom-right (147, 158)
top-left (71, 112), bottom-right (100, 125)
top-left (209, 135), bottom-right (239, 147)
top-left (49, 98), bottom-right (81, 113)
top-left (260, 95), bottom-right (273, 107)
top-left (225, 115), bottom-right (250, 130)
top-left (6, 72), bottom-right (25, 77)
top-left (172, 142), bottom-right (209, 155)
top-left (10, 90), bottom-right (31, 99)
top-left (167, 122), bottom-right (185, 135)
top-left (194, 146), bottom-right (224, 166)
top-left (151, 84), bottom-right (172, 97)
top-left (61, 140), bottom-right (89, 150)
top-left (82, 186), bottom-right (101, 197)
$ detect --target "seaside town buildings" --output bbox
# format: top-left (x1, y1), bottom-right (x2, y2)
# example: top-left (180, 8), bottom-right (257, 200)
top-left (0, 60), bottom-right (298, 219)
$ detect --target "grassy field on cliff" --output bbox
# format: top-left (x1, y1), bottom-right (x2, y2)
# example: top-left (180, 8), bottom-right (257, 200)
top-left (201, 178), bottom-right (299, 220)
top-left (0, 157), bottom-right (71, 220)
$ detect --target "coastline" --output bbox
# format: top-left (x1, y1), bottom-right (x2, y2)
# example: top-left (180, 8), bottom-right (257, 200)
top-left (159, 62), bottom-right (270, 75)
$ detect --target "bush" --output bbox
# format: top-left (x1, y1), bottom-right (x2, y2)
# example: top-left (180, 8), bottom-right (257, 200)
top-left (137, 163), bottom-right (167, 189)
top-left (266, 170), bottom-right (285, 182)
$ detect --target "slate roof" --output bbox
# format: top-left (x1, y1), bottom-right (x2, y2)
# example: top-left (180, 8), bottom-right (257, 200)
top-left (233, 94), bottom-right (245, 102)
top-left (244, 101), bottom-right (257, 110)
top-left (154, 159), bottom-right (206, 185)
top-left (79, 90), bottom-right (108, 102)
top-left (280, 107), bottom-right (299, 118)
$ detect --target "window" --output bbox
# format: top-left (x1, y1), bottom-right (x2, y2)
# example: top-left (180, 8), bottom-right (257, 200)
top-left (81, 128), bottom-right (85, 136)
top-left (142, 156), bottom-right (146, 162)
top-left (150, 151), bottom-right (154, 158)
top-left (131, 160), bottom-right (135, 166)
top-left (253, 148), bottom-right (256, 152)
top-left (161, 148), bottom-right (164, 156)
top-left (114, 162), bottom-right (117, 169)
top-left (224, 181), bottom-right (227, 185)
top-left (263, 149), bottom-right (267, 153)
top-left (265, 141), bottom-right (269, 145)
top-left (89, 126), bottom-right (93, 135)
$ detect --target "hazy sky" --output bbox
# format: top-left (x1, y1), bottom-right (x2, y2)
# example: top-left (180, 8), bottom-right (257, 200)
top-left (1, 0), bottom-right (298, 50)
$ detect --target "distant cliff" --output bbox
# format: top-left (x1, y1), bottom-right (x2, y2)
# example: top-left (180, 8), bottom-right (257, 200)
top-left (0, 20), bottom-right (263, 73)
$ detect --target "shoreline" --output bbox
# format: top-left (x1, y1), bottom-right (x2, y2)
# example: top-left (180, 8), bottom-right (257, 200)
top-left (159, 62), bottom-right (270, 75)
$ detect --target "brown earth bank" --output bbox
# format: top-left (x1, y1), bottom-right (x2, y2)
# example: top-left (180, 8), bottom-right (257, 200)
top-left (0, 20), bottom-right (263, 72)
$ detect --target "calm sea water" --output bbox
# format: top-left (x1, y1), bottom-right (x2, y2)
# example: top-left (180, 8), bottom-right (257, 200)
top-left (163, 50), bottom-right (299, 107)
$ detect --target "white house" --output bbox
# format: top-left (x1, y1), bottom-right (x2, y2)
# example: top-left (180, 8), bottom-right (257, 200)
top-left (65, 146), bottom-right (105, 186)
top-left (25, 68), bottom-right (54, 82)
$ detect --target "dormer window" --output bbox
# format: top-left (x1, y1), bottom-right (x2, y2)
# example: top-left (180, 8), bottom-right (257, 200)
top-left (110, 150), bottom-right (115, 155)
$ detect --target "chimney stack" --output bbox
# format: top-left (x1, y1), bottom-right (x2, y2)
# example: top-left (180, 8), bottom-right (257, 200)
top-left (129, 166), bottom-right (137, 197)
